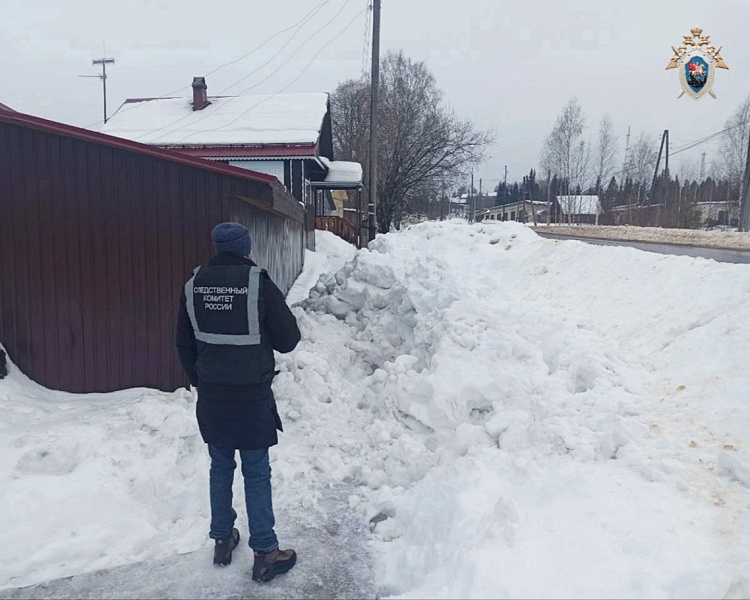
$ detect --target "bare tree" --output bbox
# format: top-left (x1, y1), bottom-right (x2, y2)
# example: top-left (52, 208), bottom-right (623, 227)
top-left (330, 80), bottom-right (371, 174)
top-left (625, 132), bottom-right (657, 206)
top-left (595, 114), bottom-right (618, 197)
top-left (542, 97), bottom-right (589, 223)
top-left (331, 51), bottom-right (493, 232)
top-left (677, 157), bottom-right (698, 184)
top-left (719, 94), bottom-right (750, 202)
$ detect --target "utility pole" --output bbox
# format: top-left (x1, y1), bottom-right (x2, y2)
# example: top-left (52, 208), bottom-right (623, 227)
top-left (527, 178), bottom-right (538, 226)
top-left (479, 178), bottom-right (483, 219)
top-left (469, 172), bottom-right (474, 223)
top-left (546, 168), bottom-right (552, 225)
top-left (622, 126), bottom-right (631, 174)
top-left (650, 130), bottom-right (668, 205)
top-left (699, 152), bottom-right (707, 181)
top-left (440, 180), bottom-right (446, 221)
top-left (738, 128), bottom-right (750, 232)
top-left (367, 0), bottom-right (381, 244)
top-left (503, 165), bottom-right (508, 204)
top-left (79, 49), bottom-right (115, 124)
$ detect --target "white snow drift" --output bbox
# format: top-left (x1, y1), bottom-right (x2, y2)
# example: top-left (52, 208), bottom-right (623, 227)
top-left (1, 223), bottom-right (749, 598)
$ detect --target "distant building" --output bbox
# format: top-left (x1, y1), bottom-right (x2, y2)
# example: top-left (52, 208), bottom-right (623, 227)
top-left (695, 200), bottom-right (740, 228)
top-left (480, 200), bottom-right (550, 223)
top-left (448, 194), bottom-right (469, 219)
top-left (556, 195), bottom-right (602, 225)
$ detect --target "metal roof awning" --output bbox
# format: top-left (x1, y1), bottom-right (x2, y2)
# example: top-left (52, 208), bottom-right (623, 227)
top-left (311, 157), bottom-right (363, 190)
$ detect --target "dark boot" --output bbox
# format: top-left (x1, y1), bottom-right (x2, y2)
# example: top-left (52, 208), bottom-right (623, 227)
top-left (213, 528), bottom-right (240, 566)
top-left (252, 546), bottom-right (297, 582)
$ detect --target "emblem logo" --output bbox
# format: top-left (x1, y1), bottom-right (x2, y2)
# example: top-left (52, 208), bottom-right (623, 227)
top-left (666, 27), bottom-right (728, 100)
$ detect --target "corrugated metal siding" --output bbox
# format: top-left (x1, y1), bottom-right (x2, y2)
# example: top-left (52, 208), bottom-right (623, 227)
top-left (0, 120), bottom-right (306, 394)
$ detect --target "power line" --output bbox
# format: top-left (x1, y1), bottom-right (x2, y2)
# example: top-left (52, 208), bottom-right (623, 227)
top-left (217, 0), bottom-right (339, 95)
top-left (607, 124), bottom-right (740, 182)
top-left (670, 127), bottom-right (731, 156)
top-left (163, 6), bottom-right (368, 149)
top-left (134, 0), bottom-right (335, 141)
top-left (80, 1), bottom-right (330, 131)
top-left (202, 0), bottom-right (330, 87)
top-left (231, 0), bottom-right (352, 96)
top-left (144, 0), bottom-right (355, 144)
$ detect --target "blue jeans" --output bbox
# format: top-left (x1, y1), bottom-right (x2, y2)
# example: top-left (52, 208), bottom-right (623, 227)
top-left (207, 445), bottom-right (279, 553)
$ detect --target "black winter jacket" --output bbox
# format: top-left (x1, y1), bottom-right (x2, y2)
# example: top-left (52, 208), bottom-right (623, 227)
top-left (176, 253), bottom-right (301, 449)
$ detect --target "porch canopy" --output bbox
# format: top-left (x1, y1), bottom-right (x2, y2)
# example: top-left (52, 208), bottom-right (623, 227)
top-left (312, 157), bottom-right (363, 190)
top-left (311, 157), bottom-right (365, 247)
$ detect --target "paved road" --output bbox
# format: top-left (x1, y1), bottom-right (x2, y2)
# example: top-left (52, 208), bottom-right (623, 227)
top-left (537, 232), bottom-right (750, 264)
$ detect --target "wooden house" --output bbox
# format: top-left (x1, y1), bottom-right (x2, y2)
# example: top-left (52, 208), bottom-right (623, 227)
top-left (101, 77), bottom-right (364, 243)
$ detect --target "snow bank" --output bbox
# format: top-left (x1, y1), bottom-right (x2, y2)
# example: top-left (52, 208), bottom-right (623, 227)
top-left (277, 221), bottom-right (750, 598)
top-left (2, 222), bottom-right (749, 598)
top-left (533, 224), bottom-right (750, 250)
top-left (0, 365), bottom-right (209, 589)
top-left (285, 231), bottom-right (357, 306)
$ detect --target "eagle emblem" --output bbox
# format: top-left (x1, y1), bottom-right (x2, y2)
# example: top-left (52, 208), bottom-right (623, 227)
top-left (666, 27), bottom-right (728, 100)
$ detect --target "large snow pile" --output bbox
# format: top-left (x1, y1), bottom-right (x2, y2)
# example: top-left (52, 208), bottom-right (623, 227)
top-left (2, 222), bottom-right (749, 598)
top-left (276, 221), bottom-right (750, 598)
top-left (285, 231), bottom-right (358, 305)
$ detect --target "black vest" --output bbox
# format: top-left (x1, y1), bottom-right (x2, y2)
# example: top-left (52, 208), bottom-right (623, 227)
top-left (185, 263), bottom-right (274, 385)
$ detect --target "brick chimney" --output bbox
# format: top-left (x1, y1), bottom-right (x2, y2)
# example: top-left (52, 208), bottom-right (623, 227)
top-left (191, 77), bottom-right (209, 111)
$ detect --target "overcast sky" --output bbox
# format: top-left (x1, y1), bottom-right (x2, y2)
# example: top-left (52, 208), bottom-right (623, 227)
top-left (4, 0), bottom-right (750, 190)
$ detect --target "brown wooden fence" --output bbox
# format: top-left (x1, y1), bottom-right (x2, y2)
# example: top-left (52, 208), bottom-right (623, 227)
top-left (0, 111), bottom-right (309, 393)
top-left (315, 215), bottom-right (358, 246)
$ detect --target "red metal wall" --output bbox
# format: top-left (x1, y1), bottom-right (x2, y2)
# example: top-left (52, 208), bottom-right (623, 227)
top-left (0, 119), bottom-right (307, 393)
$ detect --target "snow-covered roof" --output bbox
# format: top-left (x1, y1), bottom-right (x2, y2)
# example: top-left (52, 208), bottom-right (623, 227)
top-left (557, 195), bottom-right (602, 215)
top-left (319, 157), bottom-right (363, 187)
top-left (487, 201), bottom-right (549, 210)
top-left (100, 93), bottom-right (329, 146)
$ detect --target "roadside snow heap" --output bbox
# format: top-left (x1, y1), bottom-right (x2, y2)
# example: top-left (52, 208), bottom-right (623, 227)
top-left (2, 222), bottom-right (750, 598)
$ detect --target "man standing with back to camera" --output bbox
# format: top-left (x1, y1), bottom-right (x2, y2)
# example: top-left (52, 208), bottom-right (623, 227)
top-left (176, 222), bottom-right (301, 583)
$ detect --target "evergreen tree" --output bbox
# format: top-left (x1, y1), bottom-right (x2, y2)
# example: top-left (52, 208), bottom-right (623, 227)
top-left (550, 175), bottom-right (561, 198)
top-left (510, 182), bottom-right (521, 204)
top-left (602, 176), bottom-right (619, 210)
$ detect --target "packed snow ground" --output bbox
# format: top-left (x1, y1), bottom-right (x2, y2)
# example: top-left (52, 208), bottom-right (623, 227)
top-left (2, 224), bottom-right (750, 598)
top-left (533, 224), bottom-right (750, 250)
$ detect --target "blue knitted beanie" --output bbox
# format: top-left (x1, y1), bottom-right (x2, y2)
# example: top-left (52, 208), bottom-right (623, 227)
top-left (212, 222), bottom-right (252, 257)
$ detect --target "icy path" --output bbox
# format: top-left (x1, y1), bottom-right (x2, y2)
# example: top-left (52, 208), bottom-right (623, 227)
top-left (4, 487), bottom-right (375, 600)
